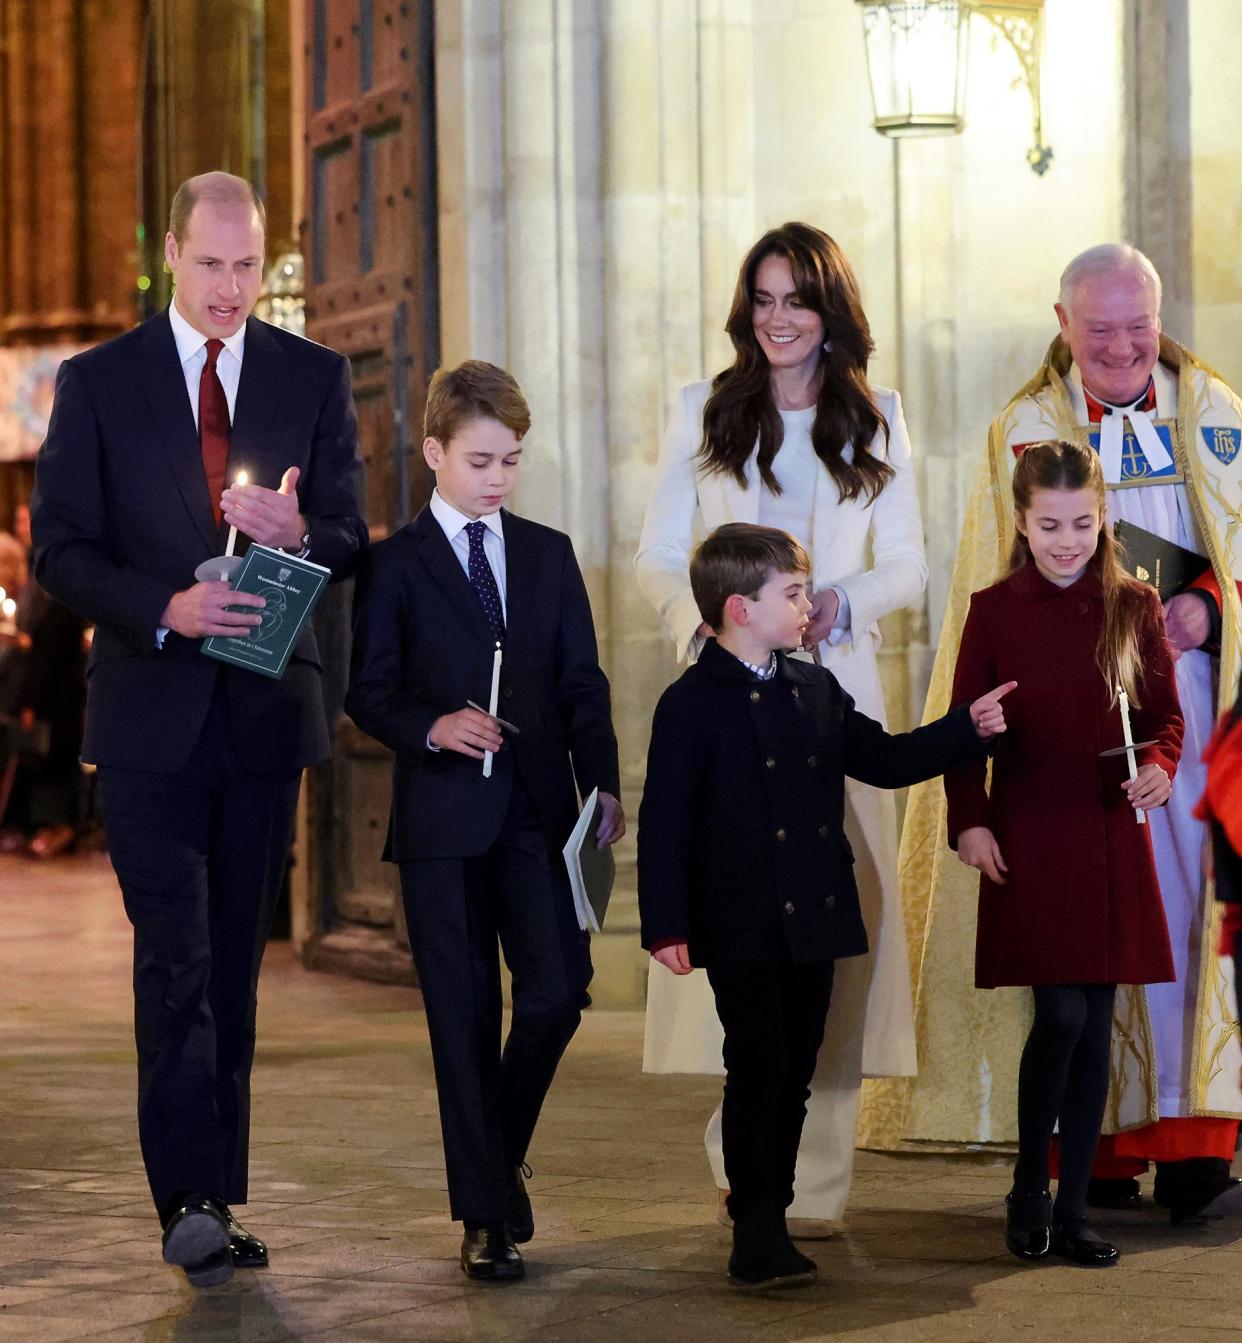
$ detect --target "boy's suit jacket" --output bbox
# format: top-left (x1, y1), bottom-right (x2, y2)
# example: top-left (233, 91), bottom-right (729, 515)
top-left (345, 506), bottom-right (620, 861)
top-left (31, 308), bottom-right (367, 775)
top-left (638, 639), bottom-right (983, 967)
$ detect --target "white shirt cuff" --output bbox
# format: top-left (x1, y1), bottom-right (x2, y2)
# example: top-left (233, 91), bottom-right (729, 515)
top-left (825, 586), bottom-right (852, 647)
top-left (155, 626), bottom-right (169, 650)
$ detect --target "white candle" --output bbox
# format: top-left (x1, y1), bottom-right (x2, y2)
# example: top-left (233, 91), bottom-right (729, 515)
top-left (224, 469), bottom-right (248, 557)
top-left (1118, 683), bottom-right (1146, 826)
top-left (483, 642), bottom-right (502, 779)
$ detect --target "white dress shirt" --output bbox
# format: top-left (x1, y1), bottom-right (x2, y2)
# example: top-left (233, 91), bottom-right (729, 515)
top-left (168, 298), bottom-right (245, 428)
top-left (428, 489), bottom-right (508, 620)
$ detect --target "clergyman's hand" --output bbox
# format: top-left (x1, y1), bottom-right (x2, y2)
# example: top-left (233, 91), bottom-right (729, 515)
top-left (1163, 592), bottom-right (1211, 661)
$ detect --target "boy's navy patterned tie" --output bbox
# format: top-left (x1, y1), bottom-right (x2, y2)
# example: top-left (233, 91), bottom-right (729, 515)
top-left (465, 520), bottom-right (506, 643)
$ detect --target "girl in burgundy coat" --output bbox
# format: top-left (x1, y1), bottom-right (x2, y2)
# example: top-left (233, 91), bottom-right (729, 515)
top-left (946, 439), bottom-right (1182, 1269)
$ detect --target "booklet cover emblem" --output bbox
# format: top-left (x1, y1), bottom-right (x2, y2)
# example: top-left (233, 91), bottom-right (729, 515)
top-left (201, 544), bottom-right (330, 679)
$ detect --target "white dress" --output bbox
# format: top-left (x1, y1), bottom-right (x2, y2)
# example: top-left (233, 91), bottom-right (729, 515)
top-left (636, 382), bottom-right (928, 1220)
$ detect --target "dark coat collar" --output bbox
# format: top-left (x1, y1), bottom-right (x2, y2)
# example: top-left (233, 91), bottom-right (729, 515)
top-left (698, 637), bottom-right (817, 683)
top-left (1007, 559), bottom-right (1103, 600)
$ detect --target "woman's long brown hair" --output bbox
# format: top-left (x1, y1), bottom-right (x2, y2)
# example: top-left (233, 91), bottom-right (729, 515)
top-left (1009, 439), bottom-right (1147, 705)
top-left (699, 222), bottom-right (893, 504)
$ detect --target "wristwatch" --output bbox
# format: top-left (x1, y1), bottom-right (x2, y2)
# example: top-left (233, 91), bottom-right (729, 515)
top-left (284, 527), bottom-right (311, 561)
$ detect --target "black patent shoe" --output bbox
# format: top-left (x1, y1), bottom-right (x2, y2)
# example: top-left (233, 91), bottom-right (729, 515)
top-left (1087, 1176), bottom-right (1143, 1210)
top-left (461, 1224), bottom-right (525, 1282)
top-left (161, 1196), bottom-right (233, 1286)
top-left (1004, 1189), bottom-right (1052, 1261)
top-left (507, 1162), bottom-right (534, 1245)
top-left (209, 1201), bottom-right (269, 1268)
top-left (1049, 1217), bottom-right (1119, 1266)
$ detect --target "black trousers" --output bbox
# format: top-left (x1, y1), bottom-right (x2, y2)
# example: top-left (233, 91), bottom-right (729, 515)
top-left (706, 956), bottom-right (835, 1219)
top-left (97, 680), bottom-right (300, 1220)
top-left (399, 783), bottom-right (591, 1225)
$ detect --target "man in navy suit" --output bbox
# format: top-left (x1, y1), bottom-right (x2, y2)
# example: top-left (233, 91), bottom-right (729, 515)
top-left (345, 360), bottom-right (623, 1282)
top-left (31, 172), bottom-right (366, 1286)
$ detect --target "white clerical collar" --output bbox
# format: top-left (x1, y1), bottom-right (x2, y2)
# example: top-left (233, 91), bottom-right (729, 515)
top-left (168, 298), bottom-right (247, 368)
top-left (429, 488), bottom-right (505, 543)
top-left (1066, 363), bottom-right (1172, 484)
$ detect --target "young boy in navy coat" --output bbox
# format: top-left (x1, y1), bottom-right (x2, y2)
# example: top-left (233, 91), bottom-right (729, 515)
top-left (638, 523), bottom-right (1013, 1289)
top-left (346, 361), bottom-right (624, 1282)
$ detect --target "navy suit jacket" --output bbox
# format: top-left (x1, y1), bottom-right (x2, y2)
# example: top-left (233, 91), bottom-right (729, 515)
top-left (31, 308), bottom-right (367, 774)
top-left (344, 507), bottom-right (620, 862)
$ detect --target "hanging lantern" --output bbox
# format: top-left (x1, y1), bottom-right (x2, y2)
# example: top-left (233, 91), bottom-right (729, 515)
top-left (856, 0), bottom-right (1052, 174)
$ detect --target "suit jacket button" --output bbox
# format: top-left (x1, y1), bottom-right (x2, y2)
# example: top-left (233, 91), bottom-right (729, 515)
top-left (503, 687), bottom-right (514, 699)
top-left (807, 755), bottom-right (818, 768)
top-left (766, 756), bottom-right (777, 769)
top-left (818, 824), bottom-right (829, 838)
top-left (775, 827), bottom-right (787, 842)
top-left (784, 900), bottom-right (796, 915)
top-left (750, 690), bottom-right (761, 703)
top-left (791, 687), bottom-right (800, 699)
top-left (824, 894), bottom-right (836, 910)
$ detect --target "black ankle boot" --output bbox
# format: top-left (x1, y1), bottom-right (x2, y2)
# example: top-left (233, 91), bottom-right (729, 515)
top-left (728, 1201), bottom-right (816, 1290)
top-left (1005, 1188), bottom-right (1052, 1261)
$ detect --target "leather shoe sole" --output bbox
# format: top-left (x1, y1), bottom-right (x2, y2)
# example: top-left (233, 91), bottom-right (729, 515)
top-left (185, 1248), bottom-right (234, 1287)
top-left (162, 1209), bottom-right (230, 1270)
top-left (728, 1265), bottom-right (816, 1291)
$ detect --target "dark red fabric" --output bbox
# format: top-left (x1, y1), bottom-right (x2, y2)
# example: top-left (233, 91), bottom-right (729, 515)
top-left (199, 339), bottom-right (230, 526)
top-left (945, 563), bottom-right (1183, 988)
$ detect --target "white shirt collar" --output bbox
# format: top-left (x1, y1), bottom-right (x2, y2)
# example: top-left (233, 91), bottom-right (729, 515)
top-left (429, 488), bottom-right (505, 542)
top-left (168, 298), bottom-right (247, 367)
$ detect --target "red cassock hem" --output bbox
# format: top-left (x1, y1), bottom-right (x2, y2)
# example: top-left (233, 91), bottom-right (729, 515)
top-left (1050, 1118), bottom-right (1240, 1177)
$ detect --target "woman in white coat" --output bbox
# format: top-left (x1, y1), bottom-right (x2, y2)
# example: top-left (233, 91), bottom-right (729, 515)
top-left (636, 221), bottom-right (927, 1233)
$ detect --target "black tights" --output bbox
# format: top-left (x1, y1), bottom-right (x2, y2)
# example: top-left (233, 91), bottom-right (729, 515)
top-left (1013, 983), bottom-right (1117, 1221)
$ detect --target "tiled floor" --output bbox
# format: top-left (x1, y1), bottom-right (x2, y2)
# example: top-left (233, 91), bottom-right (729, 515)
top-left (5, 853), bottom-right (1242, 1341)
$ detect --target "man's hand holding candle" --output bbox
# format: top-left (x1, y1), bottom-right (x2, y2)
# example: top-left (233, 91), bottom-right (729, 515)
top-left (221, 465), bottom-right (307, 550)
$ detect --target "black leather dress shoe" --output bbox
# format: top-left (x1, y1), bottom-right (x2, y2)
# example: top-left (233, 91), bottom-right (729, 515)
top-left (1049, 1217), bottom-right (1119, 1266)
top-left (162, 1196), bottom-right (233, 1287)
top-left (210, 1201), bottom-right (269, 1268)
top-left (507, 1164), bottom-right (534, 1245)
top-left (1004, 1189), bottom-right (1052, 1261)
top-left (1086, 1176), bottom-right (1143, 1210)
top-left (461, 1224), bottom-right (524, 1282)
top-left (1168, 1176), bottom-right (1242, 1226)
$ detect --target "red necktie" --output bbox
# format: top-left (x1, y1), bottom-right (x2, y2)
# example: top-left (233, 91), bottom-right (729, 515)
top-left (199, 339), bottom-right (231, 525)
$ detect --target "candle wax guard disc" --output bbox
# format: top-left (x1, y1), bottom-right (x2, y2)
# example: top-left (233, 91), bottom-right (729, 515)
top-left (1099, 740), bottom-right (1158, 758)
top-left (194, 555), bottom-right (244, 583)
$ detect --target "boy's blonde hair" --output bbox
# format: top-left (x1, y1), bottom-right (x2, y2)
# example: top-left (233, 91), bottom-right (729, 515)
top-left (690, 522), bottom-right (810, 632)
top-left (424, 360), bottom-right (531, 444)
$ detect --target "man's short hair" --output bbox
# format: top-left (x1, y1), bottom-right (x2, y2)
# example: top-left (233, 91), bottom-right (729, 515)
top-left (168, 172), bottom-right (267, 245)
top-left (423, 360), bottom-right (532, 444)
top-left (1059, 243), bottom-right (1162, 312)
top-left (690, 523), bottom-right (810, 632)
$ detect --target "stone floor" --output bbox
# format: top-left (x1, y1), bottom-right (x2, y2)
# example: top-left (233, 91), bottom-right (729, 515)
top-left (5, 855), bottom-right (1242, 1342)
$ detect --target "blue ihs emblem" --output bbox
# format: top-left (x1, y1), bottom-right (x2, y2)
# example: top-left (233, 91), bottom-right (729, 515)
top-left (1204, 426), bottom-right (1242, 466)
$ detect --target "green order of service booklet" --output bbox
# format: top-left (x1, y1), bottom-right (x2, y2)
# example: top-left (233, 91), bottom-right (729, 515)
top-left (202, 544), bottom-right (330, 679)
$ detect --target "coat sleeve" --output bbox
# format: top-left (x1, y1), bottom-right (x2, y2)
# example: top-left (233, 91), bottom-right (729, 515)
top-left (343, 547), bottom-right (441, 760)
top-left (840, 680), bottom-right (984, 790)
top-left (31, 360), bottom-right (179, 647)
top-left (1133, 585), bottom-right (1183, 779)
top-left (634, 384), bottom-right (708, 664)
top-left (637, 689), bottom-right (700, 950)
top-left (554, 535), bottom-right (621, 799)
top-left (298, 354), bottom-right (368, 579)
top-left (943, 592), bottom-right (995, 845)
top-left (832, 389), bottom-right (929, 636)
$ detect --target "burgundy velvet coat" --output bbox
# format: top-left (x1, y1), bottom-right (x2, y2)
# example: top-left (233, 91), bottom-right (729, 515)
top-left (945, 563), bottom-right (1182, 989)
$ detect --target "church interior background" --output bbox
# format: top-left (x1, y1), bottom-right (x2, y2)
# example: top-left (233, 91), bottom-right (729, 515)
top-left (1, 0), bottom-right (1237, 1013)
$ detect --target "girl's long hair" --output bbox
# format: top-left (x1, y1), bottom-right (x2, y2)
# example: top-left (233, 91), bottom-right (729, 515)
top-left (1009, 439), bottom-right (1147, 705)
top-left (699, 221), bottom-right (894, 505)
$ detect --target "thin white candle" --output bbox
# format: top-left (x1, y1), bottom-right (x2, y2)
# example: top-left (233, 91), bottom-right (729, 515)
top-left (224, 469), bottom-right (248, 557)
top-left (1118, 683), bottom-right (1146, 826)
top-left (483, 642), bottom-right (502, 778)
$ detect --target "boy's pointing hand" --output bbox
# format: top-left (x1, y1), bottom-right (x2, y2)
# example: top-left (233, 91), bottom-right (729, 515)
top-left (970, 681), bottom-right (1018, 739)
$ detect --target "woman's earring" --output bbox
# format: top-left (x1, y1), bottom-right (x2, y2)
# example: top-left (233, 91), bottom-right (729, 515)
top-left (822, 339), bottom-right (833, 353)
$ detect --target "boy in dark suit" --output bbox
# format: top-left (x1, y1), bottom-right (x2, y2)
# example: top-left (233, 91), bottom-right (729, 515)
top-left (345, 361), bottom-right (624, 1283)
top-left (638, 523), bottom-right (1013, 1289)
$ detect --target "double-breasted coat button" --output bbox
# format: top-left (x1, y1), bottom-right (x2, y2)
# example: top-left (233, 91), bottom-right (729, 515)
top-left (503, 686), bottom-right (514, 699)
top-left (818, 824), bottom-right (830, 838)
top-left (807, 755), bottom-right (818, 768)
top-left (824, 894), bottom-right (836, 910)
top-left (1078, 602), bottom-right (1088, 615)
top-left (791, 687), bottom-right (800, 699)
top-left (775, 827), bottom-right (787, 842)
top-left (749, 690), bottom-right (761, 703)
top-left (765, 756), bottom-right (777, 769)
top-left (784, 901), bottom-right (796, 915)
